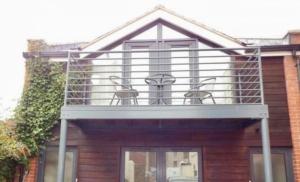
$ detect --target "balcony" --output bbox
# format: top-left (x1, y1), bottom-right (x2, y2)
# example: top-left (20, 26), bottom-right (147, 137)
top-left (61, 47), bottom-right (268, 120)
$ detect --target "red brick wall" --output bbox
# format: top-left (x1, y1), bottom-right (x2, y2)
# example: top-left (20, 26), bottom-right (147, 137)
top-left (283, 56), bottom-right (300, 181)
top-left (24, 158), bottom-right (38, 182)
top-left (289, 32), bottom-right (300, 44)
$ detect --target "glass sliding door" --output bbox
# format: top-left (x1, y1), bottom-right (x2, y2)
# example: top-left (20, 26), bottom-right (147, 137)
top-left (124, 151), bottom-right (157, 182)
top-left (165, 40), bottom-right (198, 105)
top-left (123, 39), bottom-right (198, 105)
top-left (123, 41), bottom-right (153, 105)
top-left (122, 148), bottom-right (202, 182)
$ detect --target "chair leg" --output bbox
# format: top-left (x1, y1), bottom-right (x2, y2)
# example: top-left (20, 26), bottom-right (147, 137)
top-left (198, 98), bottom-right (203, 104)
top-left (134, 97), bottom-right (138, 105)
top-left (183, 97), bottom-right (186, 105)
top-left (210, 94), bottom-right (216, 104)
top-left (110, 93), bottom-right (116, 106)
top-left (116, 99), bottom-right (120, 105)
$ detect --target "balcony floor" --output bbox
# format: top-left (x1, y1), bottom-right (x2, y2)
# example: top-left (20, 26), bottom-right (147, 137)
top-left (61, 104), bottom-right (268, 120)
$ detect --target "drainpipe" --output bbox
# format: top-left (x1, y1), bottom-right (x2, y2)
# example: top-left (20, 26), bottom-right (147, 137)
top-left (292, 48), bottom-right (300, 84)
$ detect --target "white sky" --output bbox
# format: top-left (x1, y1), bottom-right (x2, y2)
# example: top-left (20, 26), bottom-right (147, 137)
top-left (0, 0), bottom-right (299, 119)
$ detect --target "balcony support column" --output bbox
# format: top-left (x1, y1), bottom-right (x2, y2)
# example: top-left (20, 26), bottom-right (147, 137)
top-left (56, 119), bottom-right (68, 182)
top-left (261, 117), bottom-right (273, 182)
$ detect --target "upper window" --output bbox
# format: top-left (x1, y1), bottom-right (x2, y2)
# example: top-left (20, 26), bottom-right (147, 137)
top-left (250, 148), bottom-right (294, 182)
top-left (38, 146), bottom-right (77, 182)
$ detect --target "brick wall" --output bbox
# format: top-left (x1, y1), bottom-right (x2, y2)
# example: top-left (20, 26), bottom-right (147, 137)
top-left (24, 158), bottom-right (38, 182)
top-left (283, 55), bottom-right (300, 181)
top-left (13, 158), bottom-right (38, 182)
top-left (288, 31), bottom-right (300, 44)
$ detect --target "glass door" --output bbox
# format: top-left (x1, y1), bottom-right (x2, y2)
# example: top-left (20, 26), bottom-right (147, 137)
top-left (163, 40), bottom-right (198, 105)
top-left (123, 39), bottom-right (198, 105)
top-left (164, 151), bottom-right (199, 182)
top-left (122, 148), bottom-right (202, 182)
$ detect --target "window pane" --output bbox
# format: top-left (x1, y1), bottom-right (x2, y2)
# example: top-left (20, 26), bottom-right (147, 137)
top-left (171, 48), bottom-right (190, 105)
top-left (124, 151), bottom-right (157, 182)
top-left (166, 152), bottom-right (198, 182)
top-left (252, 153), bottom-right (287, 182)
top-left (44, 147), bottom-right (75, 182)
top-left (131, 51), bottom-right (149, 105)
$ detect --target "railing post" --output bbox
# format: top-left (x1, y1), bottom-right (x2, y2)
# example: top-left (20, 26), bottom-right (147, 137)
top-left (56, 119), bottom-right (68, 182)
top-left (64, 51), bottom-right (71, 105)
top-left (261, 118), bottom-right (273, 182)
top-left (257, 47), bottom-right (265, 104)
top-left (238, 72), bottom-right (242, 103)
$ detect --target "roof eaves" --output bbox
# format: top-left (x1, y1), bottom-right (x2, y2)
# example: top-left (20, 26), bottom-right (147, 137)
top-left (80, 6), bottom-right (160, 49)
top-left (260, 44), bottom-right (300, 52)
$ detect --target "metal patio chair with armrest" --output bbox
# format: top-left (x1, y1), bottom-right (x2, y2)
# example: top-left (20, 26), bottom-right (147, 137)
top-left (109, 76), bottom-right (139, 105)
top-left (183, 77), bottom-right (216, 105)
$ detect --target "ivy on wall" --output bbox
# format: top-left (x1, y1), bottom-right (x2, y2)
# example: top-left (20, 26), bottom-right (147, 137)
top-left (15, 58), bottom-right (65, 155)
top-left (0, 57), bottom-right (66, 181)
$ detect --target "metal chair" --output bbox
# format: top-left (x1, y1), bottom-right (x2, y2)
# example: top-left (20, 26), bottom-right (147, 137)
top-left (109, 76), bottom-right (139, 105)
top-left (183, 77), bottom-right (216, 104)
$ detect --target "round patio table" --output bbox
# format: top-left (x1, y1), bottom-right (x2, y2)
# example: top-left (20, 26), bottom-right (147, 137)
top-left (145, 73), bottom-right (176, 105)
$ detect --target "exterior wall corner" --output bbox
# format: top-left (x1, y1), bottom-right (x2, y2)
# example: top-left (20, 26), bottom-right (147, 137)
top-left (283, 55), bottom-right (300, 181)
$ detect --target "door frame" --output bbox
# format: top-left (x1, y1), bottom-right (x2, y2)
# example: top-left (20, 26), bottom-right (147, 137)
top-left (120, 147), bottom-right (203, 182)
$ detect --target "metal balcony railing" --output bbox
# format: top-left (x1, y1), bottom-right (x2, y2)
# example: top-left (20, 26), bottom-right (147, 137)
top-left (64, 47), bottom-right (264, 106)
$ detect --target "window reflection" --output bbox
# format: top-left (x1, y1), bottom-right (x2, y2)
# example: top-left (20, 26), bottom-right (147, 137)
top-left (124, 151), bottom-right (157, 182)
top-left (252, 153), bottom-right (287, 182)
top-left (166, 152), bottom-right (198, 182)
top-left (43, 147), bottom-right (75, 182)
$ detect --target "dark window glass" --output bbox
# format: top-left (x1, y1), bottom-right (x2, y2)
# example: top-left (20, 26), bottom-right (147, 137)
top-left (40, 147), bottom-right (76, 182)
top-left (251, 149), bottom-right (293, 182)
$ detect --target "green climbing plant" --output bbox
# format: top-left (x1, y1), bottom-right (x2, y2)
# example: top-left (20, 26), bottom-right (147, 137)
top-left (0, 122), bottom-right (30, 182)
top-left (15, 57), bottom-right (65, 155)
top-left (0, 57), bottom-right (66, 181)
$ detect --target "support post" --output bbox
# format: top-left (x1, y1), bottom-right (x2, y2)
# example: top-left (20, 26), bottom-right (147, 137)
top-left (157, 23), bottom-right (162, 40)
top-left (261, 118), bottom-right (273, 182)
top-left (56, 119), bottom-right (68, 182)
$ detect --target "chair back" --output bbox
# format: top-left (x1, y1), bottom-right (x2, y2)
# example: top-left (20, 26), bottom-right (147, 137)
top-left (109, 76), bottom-right (131, 91)
top-left (197, 77), bottom-right (216, 92)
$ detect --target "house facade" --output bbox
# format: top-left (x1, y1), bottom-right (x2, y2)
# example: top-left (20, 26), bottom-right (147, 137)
top-left (22, 6), bottom-right (300, 182)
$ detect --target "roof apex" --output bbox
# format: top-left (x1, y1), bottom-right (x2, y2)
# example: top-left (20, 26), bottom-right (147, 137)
top-left (81, 5), bottom-right (245, 50)
top-left (154, 4), bottom-right (166, 10)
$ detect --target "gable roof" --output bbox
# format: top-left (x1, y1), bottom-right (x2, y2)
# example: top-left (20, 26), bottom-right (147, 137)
top-left (81, 5), bottom-right (245, 51)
